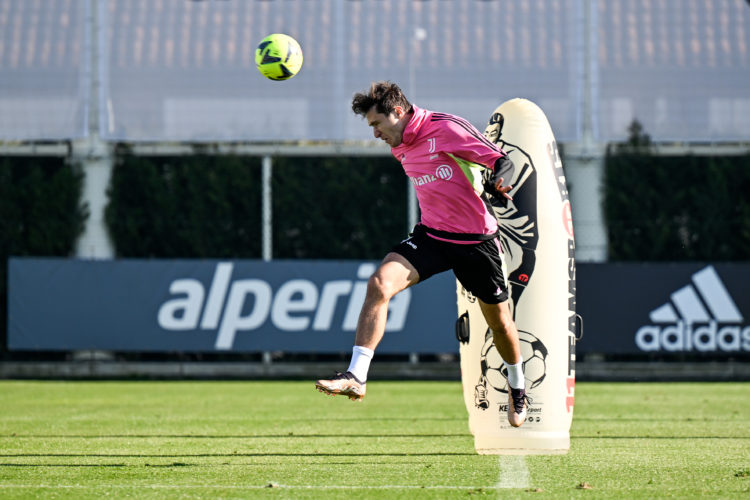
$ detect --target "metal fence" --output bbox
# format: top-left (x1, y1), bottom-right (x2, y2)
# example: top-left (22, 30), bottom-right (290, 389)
top-left (1, 0), bottom-right (748, 143)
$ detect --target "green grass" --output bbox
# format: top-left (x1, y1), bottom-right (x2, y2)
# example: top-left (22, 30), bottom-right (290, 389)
top-left (0, 380), bottom-right (748, 499)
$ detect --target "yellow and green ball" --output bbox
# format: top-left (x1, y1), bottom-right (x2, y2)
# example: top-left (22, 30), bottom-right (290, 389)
top-left (255, 33), bottom-right (303, 81)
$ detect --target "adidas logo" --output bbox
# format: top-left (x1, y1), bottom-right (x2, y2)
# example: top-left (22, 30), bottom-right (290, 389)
top-left (635, 266), bottom-right (750, 352)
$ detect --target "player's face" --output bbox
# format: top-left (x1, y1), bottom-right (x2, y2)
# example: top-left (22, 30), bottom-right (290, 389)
top-left (365, 106), bottom-right (408, 147)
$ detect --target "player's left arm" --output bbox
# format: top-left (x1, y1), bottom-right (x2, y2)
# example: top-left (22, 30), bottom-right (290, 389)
top-left (489, 156), bottom-right (515, 201)
top-left (440, 118), bottom-right (515, 201)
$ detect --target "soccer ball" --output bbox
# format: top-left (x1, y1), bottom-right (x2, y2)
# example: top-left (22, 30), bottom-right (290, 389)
top-left (516, 331), bottom-right (549, 389)
top-left (480, 329), bottom-right (549, 392)
top-left (255, 33), bottom-right (303, 81)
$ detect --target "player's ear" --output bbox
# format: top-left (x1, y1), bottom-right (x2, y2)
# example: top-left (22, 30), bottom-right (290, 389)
top-left (393, 106), bottom-right (405, 119)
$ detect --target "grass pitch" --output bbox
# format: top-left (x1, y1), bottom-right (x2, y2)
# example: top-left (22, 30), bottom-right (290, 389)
top-left (0, 380), bottom-right (747, 499)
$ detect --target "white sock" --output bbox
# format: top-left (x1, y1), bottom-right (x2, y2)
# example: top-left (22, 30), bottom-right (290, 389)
top-left (347, 346), bottom-right (374, 383)
top-left (505, 361), bottom-right (525, 390)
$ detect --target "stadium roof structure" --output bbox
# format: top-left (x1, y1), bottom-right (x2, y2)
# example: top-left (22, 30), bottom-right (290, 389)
top-left (0, 0), bottom-right (748, 144)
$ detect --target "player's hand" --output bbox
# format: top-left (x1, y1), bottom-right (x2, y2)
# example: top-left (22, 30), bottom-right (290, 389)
top-left (493, 178), bottom-right (513, 201)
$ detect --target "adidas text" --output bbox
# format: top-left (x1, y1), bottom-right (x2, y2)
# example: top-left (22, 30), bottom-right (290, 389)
top-left (636, 321), bottom-right (750, 352)
top-left (635, 265), bottom-right (748, 352)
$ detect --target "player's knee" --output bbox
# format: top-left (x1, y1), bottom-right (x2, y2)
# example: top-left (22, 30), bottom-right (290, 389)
top-left (489, 315), bottom-right (515, 338)
top-left (366, 272), bottom-right (397, 302)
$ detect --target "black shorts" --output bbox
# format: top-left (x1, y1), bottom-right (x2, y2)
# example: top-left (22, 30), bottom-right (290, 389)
top-left (391, 228), bottom-right (509, 304)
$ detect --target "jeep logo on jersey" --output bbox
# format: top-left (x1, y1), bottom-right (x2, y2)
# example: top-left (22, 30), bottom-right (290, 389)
top-left (157, 262), bottom-right (412, 350)
top-left (635, 265), bottom-right (750, 352)
top-left (435, 164), bottom-right (453, 180)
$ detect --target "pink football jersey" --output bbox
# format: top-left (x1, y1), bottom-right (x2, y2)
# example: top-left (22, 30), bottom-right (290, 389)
top-left (391, 105), bottom-right (507, 242)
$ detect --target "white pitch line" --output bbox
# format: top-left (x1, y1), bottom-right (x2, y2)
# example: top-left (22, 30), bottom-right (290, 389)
top-left (496, 455), bottom-right (530, 489)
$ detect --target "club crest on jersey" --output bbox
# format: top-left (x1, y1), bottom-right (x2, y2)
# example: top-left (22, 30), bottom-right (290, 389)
top-left (427, 137), bottom-right (436, 153)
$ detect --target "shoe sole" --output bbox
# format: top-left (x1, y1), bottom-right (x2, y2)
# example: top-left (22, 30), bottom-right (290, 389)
top-left (508, 393), bottom-right (527, 427)
top-left (508, 411), bottom-right (526, 427)
top-left (315, 383), bottom-right (365, 402)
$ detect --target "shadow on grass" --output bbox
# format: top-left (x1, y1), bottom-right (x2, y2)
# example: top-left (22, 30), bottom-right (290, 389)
top-left (574, 435), bottom-right (750, 439)
top-left (0, 460), bottom-right (454, 467)
top-left (1, 433), bottom-right (469, 439)
top-left (4, 433), bottom-right (748, 439)
top-left (0, 463), bottom-right (127, 467)
top-left (0, 452), bottom-right (476, 458)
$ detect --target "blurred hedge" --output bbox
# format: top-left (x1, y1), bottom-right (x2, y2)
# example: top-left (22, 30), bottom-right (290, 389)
top-left (106, 153), bottom-right (264, 258)
top-left (108, 145), bottom-right (750, 262)
top-left (271, 156), bottom-right (407, 259)
top-left (0, 156), bottom-right (87, 349)
top-left (106, 153), bottom-right (408, 259)
top-left (604, 122), bottom-right (750, 261)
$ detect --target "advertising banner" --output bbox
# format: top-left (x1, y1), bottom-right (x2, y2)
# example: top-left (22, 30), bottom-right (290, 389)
top-left (8, 258), bottom-right (456, 353)
top-left (576, 263), bottom-right (750, 355)
top-left (9, 259), bottom-right (749, 356)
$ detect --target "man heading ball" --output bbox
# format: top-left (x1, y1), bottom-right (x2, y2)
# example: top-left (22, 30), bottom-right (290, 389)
top-left (315, 81), bottom-right (530, 427)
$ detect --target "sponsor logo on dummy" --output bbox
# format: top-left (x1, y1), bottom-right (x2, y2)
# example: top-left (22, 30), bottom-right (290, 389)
top-left (547, 138), bottom-right (577, 411)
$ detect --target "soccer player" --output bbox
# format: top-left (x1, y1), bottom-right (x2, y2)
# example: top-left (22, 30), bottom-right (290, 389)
top-left (315, 81), bottom-right (530, 427)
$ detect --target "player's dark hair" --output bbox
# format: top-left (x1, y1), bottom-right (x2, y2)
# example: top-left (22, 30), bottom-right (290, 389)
top-left (351, 81), bottom-right (412, 117)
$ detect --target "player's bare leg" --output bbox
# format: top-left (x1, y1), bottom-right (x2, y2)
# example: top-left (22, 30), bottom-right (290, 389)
top-left (479, 300), bottom-right (531, 427)
top-left (352, 253), bottom-right (418, 349)
top-left (316, 253), bottom-right (419, 401)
